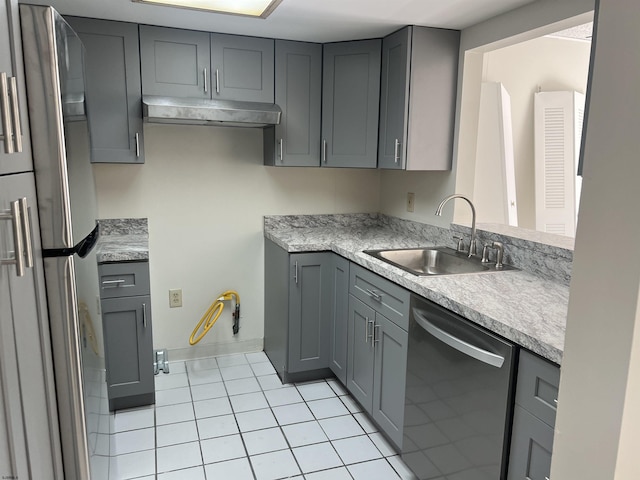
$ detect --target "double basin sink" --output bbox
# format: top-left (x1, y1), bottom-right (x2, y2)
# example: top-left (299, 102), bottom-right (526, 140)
top-left (365, 246), bottom-right (515, 276)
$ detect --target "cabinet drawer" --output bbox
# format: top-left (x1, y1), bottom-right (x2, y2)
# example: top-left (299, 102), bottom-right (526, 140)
top-left (349, 264), bottom-right (410, 330)
top-left (98, 262), bottom-right (150, 298)
top-left (516, 350), bottom-right (560, 427)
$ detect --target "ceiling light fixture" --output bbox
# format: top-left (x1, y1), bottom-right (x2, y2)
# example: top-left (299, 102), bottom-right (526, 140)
top-left (132, 0), bottom-right (283, 18)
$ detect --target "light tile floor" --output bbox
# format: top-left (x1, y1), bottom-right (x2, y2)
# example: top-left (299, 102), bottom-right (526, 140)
top-left (104, 351), bottom-right (418, 480)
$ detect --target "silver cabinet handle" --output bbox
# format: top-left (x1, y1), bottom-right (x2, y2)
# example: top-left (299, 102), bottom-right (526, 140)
top-left (0, 72), bottom-right (14, 154)
top-left (215, 68), bottom-right (220, 94)
top-left (365, 288), bottom-right (382, 302)
top-left (142, 303), bottom-right (147, 328)
top-left (279, 138), bottom-right (284, 162)
top-left (373, 323), bottom-right (380, 344)
top-left (18, 198), bottom-right (33, 268)
top-left (394, 138), bottom-right (400, 164)
top-left (0, 200), bottom-right (25, 276)
top-left (366, 318), bottom-right (374, 345)
top-left (413, 308), bottom-right (505, 368)
top-left (294, 261), bottom-right (298, 284)
top-left (203, 67), bottom-right (208, 93)
top-left (135, 132), bottom-right (140, 158)
top-left (102, 279), bottom-right (125, 286)
top-left (9, 77), bottom-right (22, 153)
top-left (322, 139), bottom-right (327, 163)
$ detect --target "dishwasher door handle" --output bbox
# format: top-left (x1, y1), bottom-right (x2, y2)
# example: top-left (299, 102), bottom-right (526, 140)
top-left (413, 308), bottom-right (505, 368)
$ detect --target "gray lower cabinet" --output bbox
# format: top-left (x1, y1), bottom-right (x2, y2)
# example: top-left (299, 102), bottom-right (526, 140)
top-left (140, 25), bottom-right (274, 103)
top-left (66, 17), bottom-right (144, 163)
top-left (328, 254), bottom-right (349, 384)
top-left (265, 39), bottom-right (322, 166)
top-left (347, 264), bottom-right (410, 450)
top-left (321, 39), bottom-right (381, 168)
top-left (264, 239), bottom-right (334, 383)
top-left (0, 0), bottom-right (33, 174)
top-left (98, 261), bottom-right (154, 411)
top-left (347, 295), bottom-right (408, 450)
top-left (378, 26), bottom-right (460, 170)
top-left (508, 350), bottom-right (560, 480)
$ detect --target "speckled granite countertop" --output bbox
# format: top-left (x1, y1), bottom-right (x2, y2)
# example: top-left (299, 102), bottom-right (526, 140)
top-left (96, 218), bottom-right (149, 264)
top-left (265, 214), bottom-right (569, 365)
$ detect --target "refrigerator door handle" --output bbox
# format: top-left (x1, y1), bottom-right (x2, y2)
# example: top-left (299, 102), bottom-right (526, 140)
top-left (0, 72), bottom-right (14, 154)
top-left (19, 198), bottom-right (34, 268)
top-left (1, 199), bottom-right (26, 276)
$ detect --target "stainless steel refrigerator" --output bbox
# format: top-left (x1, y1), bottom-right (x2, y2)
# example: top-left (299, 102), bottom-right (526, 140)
top-left (20, 5), bottom-right (104, 479)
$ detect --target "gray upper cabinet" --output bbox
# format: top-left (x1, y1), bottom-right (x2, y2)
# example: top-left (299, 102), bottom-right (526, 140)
top-left (378, 26), bottom-right (460, 170)
top-left (265, 40), bottom-right (321, 167)
top-left (378, 27), bottom-right (410, 169)
top-left (140, 25), bottom-right (211, 98)
top-left (0, 0), bottom-right (33, 174)
top-left (322, 39), bottom-right (381, 168)
top-left (211, 33), bottom-right (274, 103)
top-left (140, 26), bottom-right (274, 103)
top-left (67, 18), bottom-right (144, 164)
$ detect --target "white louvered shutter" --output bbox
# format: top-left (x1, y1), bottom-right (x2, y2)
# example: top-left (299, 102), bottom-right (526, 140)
top-left (534, 91), bottom-right (585, 236)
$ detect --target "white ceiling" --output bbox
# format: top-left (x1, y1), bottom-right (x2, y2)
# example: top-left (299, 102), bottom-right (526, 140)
top-left (25, 0), bottom-right (538, 42)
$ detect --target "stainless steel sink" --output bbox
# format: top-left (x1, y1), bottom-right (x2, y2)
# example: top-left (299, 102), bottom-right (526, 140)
top-left (364, 246), bottom-right (516, 276)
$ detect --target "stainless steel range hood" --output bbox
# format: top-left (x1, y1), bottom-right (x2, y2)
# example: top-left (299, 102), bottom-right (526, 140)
top-left (142, 95), bottom-right (282, 127)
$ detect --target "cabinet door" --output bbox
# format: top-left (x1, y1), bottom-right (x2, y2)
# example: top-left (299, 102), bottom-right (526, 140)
top-left (140, 25), bottom-right (210, 98)
top-left (329, 254), bottom-right (349, 384)
top-left (378, 27), bottom-right (410, 170)
top-left (101, 295), bottom-right (154, 410)
top-left (0, 172), bottom-right (62, 478)
top-left (288, 252), bottom-right (331, 373)
top-left (322, 39), bottom-right (381, 168)
top-left (346, 295), bottom-right (375, 412)
top-left (508, 406), bottom-right (554, 480)
top-left (211, 33), bottom-right (274, 103)
top-left (372, 313), bottom-right (408, 450)
top-left (0, 0), bottom-right (33, 174)
top-left (67, 18), bottom-right (144, 164)
top-left (405, 27), bottom-right (460, 171)
top-left (268, 40), bottom-right (321, 167)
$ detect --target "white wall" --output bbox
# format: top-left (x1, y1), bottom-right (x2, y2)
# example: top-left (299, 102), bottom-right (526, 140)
top-left (93, 124), bottom-right (380, 359)
top-left (551, 0), bottom-right (640, 477)
top-left (481, 35), bottom-right (591, 229)
top-left (381, 0), bottom-right (594, 229)
top-left (452, 0), bottom-right (593, 227)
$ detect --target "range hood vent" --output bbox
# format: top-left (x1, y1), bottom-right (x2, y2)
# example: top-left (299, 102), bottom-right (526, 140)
top-left (142, 95), bottom-right (282, 127)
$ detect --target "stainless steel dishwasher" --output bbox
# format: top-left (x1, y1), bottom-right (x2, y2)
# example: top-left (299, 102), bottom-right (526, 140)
top-left (402, 295), bottom-right (515, 480)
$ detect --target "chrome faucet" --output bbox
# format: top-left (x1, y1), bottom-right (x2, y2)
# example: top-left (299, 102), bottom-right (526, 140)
top-left (435, 194), bottom-right (477, 257)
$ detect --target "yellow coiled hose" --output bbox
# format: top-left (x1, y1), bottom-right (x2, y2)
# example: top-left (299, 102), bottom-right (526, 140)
top-left (189, 290), bottom-right (241, 345)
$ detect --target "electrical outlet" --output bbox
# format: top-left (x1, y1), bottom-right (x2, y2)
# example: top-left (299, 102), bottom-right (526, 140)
top-left (169, 289), bottom-right (182, 308)
top-left (407, 192), bottom-right (415, 212)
